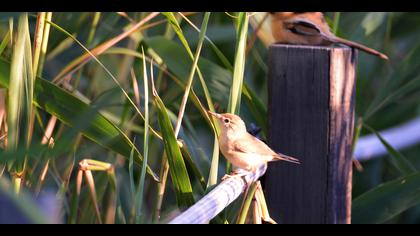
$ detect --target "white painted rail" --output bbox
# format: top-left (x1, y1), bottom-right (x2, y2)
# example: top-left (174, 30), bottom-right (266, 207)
top-left (355, 117), bottom-right (420, 161)
top-left (169, 165), bottom-right (267, 224)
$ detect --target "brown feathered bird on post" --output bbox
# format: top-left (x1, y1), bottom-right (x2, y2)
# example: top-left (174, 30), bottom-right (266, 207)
top-left (270, 12), bottom-right (388, 60)
top-left (208, 111), bottom-right (300, 174)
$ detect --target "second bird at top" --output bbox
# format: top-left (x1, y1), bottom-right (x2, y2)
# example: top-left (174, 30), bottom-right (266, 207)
top-left (270, 12), bottom-right (388, 60)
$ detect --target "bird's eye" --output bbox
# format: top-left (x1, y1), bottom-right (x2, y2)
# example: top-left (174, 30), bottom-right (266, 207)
top-left (224, 118), bottom-right (230, 123)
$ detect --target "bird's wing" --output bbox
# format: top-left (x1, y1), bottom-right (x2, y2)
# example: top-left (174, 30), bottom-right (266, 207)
top-left (283, 19), bottom-right (321, 37)
top-left (233, 134), bottom-right (277, 156)
top-left (233, 134), bottom-right (301, 164)
top-left (284, 18), bottom-right (337, 45)
top-left (283, 16), bottom-right (388, 59)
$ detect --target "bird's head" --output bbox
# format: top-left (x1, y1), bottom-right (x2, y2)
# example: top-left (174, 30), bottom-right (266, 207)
top-left (207, 111), bottom-right (247, 135)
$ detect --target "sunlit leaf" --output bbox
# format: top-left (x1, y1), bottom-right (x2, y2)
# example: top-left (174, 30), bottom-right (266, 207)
top-left (364, 123), bottom-right (416, 176)
top-left (153, 88), bottom-right (195, 208)
top-left (353, 172), bottom-right (420, 224)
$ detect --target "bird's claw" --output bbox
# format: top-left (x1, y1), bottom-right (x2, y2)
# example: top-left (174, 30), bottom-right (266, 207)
top-left (221, 171), bottom-right (247, 181)
top-left (221, 174), bottom-right (233, 181)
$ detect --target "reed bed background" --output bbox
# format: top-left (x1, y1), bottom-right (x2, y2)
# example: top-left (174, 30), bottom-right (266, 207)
top-left (0, 12), bottom-right (419, 224)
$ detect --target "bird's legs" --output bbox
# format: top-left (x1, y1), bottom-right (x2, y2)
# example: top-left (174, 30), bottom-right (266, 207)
top-left (221, 169), bottom-right (248, 181)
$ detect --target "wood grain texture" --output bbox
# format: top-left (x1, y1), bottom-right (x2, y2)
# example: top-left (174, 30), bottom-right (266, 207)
top-left (265, 44), bottom-right (356, 224)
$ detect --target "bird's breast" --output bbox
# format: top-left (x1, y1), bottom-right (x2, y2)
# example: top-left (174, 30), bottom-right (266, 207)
top-left (219, 135), bottom-right (234, 157)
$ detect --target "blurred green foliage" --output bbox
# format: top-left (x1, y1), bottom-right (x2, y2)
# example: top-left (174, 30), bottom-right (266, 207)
top-left (0, 12), bottom-right (419, 224)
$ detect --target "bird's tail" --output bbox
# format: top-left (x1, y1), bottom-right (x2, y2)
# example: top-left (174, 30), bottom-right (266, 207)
top-left (331, 36), bottom-right (389, 60)
top-left (272, 153), bottom-right (301, 164)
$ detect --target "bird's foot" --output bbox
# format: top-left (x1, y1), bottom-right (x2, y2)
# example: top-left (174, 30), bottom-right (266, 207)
top-left (221, 171), bottom-right (247, 181)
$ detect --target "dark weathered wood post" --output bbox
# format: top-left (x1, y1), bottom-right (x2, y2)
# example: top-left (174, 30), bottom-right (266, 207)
top-left (265, 44), bottom-right (356, 224)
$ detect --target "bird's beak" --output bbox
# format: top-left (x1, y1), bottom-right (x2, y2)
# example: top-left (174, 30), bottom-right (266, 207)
top-left (207, 110), bottom-right (222, 119)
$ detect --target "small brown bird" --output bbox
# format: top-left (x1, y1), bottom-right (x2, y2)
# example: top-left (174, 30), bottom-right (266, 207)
top-left (208, 111), bottom-right (300, 173)
top-left (270, 12), bottom-right (388, 60)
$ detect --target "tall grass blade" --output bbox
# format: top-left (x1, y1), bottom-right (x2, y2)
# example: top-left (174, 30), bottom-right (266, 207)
top-left (0, 30), bottom-right (10, 56)
top-left (134, 48), bottom-right (150, 223)
top-left (68, 169), bottom-right (83, 224)
top-left (178, 12), bottom-right (233, 71)
top-left (33, 12), bottom-right (46, 77)
top-left (364, 123), bottom-right (417, 176)
top-left (161, 12), bottom-right (218, 131)
top-left (7, 13), bottom-right (35, 192)
top-left (128, 142), bottom-right (136, 219)
top-left (180, 142), bottom-right (207, 190)
top-left (172, 12), bottom-right (210, 137)
top-left (228, 12), bottom-right (249, 115)
top-left (236, 181), bottom-right (258, 224)
top-left (152, 82), bottom-right (195, 208)
top-left (364, 74), bottom-right (420, 120)
top-left (105, 169), bottom-right (117, 224)
top-left (364, 42), bottom-right (420, 120)
top-left (36, 12), bottom-right (52, 77)
top-left (207, 137), bottom-right (220, 188)
top-left (161, 13), bottom-right (220, 187)
top-left (87, 12), bottom-right (101, 47)
top-left (152, 153), bottom-right (169, 223)
top-left (225, 12), bottom-right (249, 174)
top-left (332, 12), bottom-right (341, 35)
top-left (35, 116), bottom-right (57, 195)
top-left (353, 172), bottom-right (420, 224)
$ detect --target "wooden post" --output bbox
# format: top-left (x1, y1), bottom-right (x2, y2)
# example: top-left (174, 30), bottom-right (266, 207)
top-left (265, 44), bottom-right (356, 224)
